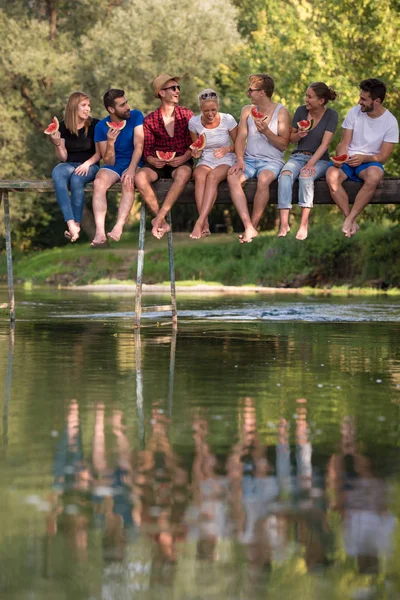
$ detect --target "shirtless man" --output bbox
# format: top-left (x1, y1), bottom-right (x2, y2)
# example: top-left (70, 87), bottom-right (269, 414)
top-left (227, 74), bottom-right (290, 243)
top-left (91, 89), bottom-right (144, 246)
top-left (134, 74), bottom-right (194, 239)
top-left (326, 78), bottom-right (399, 237)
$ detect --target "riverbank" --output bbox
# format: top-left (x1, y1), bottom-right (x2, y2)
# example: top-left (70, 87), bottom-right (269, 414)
top-left (1, 221), bottom-right (400, 290)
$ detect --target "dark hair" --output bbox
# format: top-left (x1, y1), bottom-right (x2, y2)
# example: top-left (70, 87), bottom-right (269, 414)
top-left (359, 78), bottom-right (386, 102)
top-left (249, 73), bottom-right (274, 98)
top-left (103, 88), bottom-right (125, 112)
top-left (309, 82), bottom-right (337, 105)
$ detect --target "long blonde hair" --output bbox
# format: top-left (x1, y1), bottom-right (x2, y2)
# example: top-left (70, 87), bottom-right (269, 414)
top-left (64, 91), bottom-right (91, 136)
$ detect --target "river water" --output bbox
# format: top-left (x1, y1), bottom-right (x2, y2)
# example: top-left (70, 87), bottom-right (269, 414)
top-left (1, 288), bottom-right (400, 599)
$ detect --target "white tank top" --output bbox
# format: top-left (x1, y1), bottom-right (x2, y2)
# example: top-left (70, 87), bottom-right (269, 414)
top-left (245, 103), bottom-right (284, 164)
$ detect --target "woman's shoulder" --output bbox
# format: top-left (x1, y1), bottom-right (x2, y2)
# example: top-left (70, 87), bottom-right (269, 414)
top-left (188, 114), bottom-right (201, 129)
top-left (221, 112), bottom-right (237, 123)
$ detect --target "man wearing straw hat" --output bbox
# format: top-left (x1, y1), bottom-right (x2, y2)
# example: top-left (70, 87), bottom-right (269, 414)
top-left (135, 74), bottom-right (194, 238)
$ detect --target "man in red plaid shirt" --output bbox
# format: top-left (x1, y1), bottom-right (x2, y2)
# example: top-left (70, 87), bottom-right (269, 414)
top-left (135, 73), bottom-right (194, 238)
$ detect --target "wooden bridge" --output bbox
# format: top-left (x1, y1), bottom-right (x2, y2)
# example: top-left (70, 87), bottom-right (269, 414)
top-left (1, 178), bottom-right (399, 325)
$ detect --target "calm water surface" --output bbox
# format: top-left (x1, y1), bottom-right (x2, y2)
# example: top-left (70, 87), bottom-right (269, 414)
top-left (1, 288), bottom-right (400, 599)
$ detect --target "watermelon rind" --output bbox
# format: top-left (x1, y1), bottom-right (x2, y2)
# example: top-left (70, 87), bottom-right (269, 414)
top-left (44, 116), bottom-right (59, 135)
top-left (251, 106), bottom-right (267, 121)
top-left (332, 153), bottom-right (348, 163)
top-left (155, 151), bottom-right (176, 161)
top-left (106, 120), bottom-right (127, 131)
top-left (297, 119), bottom-right (314, 131)
top-left (189, 133), bottom-right (207, 151)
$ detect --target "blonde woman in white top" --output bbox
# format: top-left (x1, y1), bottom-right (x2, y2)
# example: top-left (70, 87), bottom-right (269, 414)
top-left (188, 89), bottom-right (238, 239)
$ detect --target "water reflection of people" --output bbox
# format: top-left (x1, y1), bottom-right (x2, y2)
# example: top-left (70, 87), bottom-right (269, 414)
top-left (327, 417), bottom-right (396, 574)
top-left (48, 399), bottom-right (92, 567)
top-left (190, 415), bottom-right (230, 561)
top-left (92, 403), bottom-right (136, 562)
top-left (133, 404), bottom-right (189, 584)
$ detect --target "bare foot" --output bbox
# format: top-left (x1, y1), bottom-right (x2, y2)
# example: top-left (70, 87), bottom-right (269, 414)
top-left (342, 217), bottom-right (356, 238)
top-left (190, 221), bottom-right (203, 240)
top-left (239, 225), bottom-right (258, 244)
top-left (65, 222), bottom-right (80, 242)
top-left (350, 221), bottom-right (359, 236)
top-left (151, 217), bottom-right (170, 239)
top-left (201, 229), bottom-right (211, 238)
top-left (107, 224), bottom-right (123, 242)
top-left (90, 236), bottom-right (108, 248)
top-left (296, 225), bottom-right (308, 240)
top-left (277, 226), bottom-right (291, 238)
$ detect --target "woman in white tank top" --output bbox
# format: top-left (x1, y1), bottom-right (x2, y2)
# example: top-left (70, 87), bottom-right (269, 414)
top-left (188, 89), bottom-right (238, 239)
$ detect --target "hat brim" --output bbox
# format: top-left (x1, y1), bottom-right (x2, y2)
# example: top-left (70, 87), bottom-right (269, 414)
top-left (154, 76), bottom-right (180, 98)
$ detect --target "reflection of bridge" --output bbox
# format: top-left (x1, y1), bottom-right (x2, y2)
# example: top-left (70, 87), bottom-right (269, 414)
top-left (1, 178), bottom-right (399, 323)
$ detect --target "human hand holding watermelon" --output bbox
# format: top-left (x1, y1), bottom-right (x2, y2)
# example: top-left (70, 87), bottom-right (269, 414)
top-left (332, 153), bottom-right (349, 167)
top-left (190, 133), bottom-right (207, 159)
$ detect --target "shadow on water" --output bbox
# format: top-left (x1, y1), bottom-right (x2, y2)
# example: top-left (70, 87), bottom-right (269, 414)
top-left (1, 291), bottom-right (400, 598)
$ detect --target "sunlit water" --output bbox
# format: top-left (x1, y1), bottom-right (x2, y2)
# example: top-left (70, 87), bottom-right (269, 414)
top-left (1, 288), bottom-right (400, 600)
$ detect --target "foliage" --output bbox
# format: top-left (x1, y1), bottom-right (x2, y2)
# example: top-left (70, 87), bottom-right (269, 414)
top-left (1, 0), bottom-right (400, 251)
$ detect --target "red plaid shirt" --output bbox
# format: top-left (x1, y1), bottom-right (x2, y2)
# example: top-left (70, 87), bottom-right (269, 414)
top-left (143, 105), bottom-right (194, 160)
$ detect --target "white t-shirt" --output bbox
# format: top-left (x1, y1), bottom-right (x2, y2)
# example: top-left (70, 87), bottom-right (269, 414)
top-left (342, 105), bottom-right (399, 156)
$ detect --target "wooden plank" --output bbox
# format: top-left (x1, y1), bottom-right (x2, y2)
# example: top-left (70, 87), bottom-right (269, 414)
top-left (0, 178), bottom-right (399, 203)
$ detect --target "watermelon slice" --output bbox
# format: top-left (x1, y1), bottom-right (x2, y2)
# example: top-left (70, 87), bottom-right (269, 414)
top-left (106, 120), bottom-right (126, 131)
top-left (251, 106), bottom-right (267, 121)
top-left (190, 133), bottom-right (207, 151)
top-left (44, 116), bottom-right (59, 135)
top-left (156, 151), bottom-right (176, 161)
top-left (332, 153), bottom-right (349, 163)
top-left (297, 119), bottom-right (313, 131)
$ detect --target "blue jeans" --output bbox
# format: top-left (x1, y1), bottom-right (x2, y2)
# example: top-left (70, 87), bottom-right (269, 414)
top-left (278, 153), bottom-right (330, 209)
top-left (52, 162), bottom-right (99, 223)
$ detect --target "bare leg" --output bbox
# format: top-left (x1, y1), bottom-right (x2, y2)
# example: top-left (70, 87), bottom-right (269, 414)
top-left (191, 165), bottom-right (210, 239)
top-left (107, 180), bottom-right (135, 242)
top-left (227, 172), bottom-right (258, 243)
top-left (135, 167), bottom-right (171, 237)
top-left (325, 166), bottom-right (355, 235)
top-left (151, 165), bottom-right (192, 239)
top-left (91, 169), bottom-right (120, 246)
top-left (296, 208), bottom-right (311, 240)
top-left (277, 209), bottom-right (290, 237)
top-left (251, 170), bottom-right (276, 229)
top-left (191, 165), bottom-right (229, 239)
top-left (342, 167), bottom-right (383, 237)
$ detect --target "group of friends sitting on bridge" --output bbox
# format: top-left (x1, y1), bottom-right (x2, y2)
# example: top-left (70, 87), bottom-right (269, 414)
top-left (48, 74), bottom-right (399, 246)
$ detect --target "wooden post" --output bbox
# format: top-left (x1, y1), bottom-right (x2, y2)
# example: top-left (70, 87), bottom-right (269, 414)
top-left (134, 203), bottom-right (146, 328)
top-left (134, 330), bottom-right (145, 449)
top-left (1, 191), bottom-right (15, 321)
top-left (166, 212), bottom-right (178, 329)
top-left (167, 328), bottom-right (177, 418)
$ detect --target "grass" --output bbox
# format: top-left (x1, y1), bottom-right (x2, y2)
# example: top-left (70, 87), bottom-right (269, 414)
top-left (1, 222), bottom-right (400, 291)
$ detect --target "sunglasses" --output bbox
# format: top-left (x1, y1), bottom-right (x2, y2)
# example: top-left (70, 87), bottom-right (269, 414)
top-left (200, 91), bottom-right (218, 100)
top-left (162, 85), bottom-right (181, 92)
top-left (248, 87), bottom-right (262, 93)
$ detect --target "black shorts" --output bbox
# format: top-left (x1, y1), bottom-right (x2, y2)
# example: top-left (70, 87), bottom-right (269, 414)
top-left (145, 159), bottom-right (194, 180)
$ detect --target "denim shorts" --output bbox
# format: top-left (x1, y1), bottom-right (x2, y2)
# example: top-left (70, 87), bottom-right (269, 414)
top-left (100, 161), bottom-right (131, 178)
top-left (334, 161), bottom-right (384, 183)
top-left (243, 156), bottom-right (283, 180)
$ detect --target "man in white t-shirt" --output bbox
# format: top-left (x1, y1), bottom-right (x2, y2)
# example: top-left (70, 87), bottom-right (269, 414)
top-left (326, 78), bottom-right (399, 237)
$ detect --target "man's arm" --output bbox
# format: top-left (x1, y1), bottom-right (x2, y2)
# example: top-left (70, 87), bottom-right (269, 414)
top-left (100, 128), bottom-right (121, 165)
top-left (229, 106), bottom-right (249, 174)
top-left (255, 106), bottom-right (290, 151)
top-left (121, 125), bottom-right (144, 188)
top-left (347, 141), bottom-right (395, 167)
